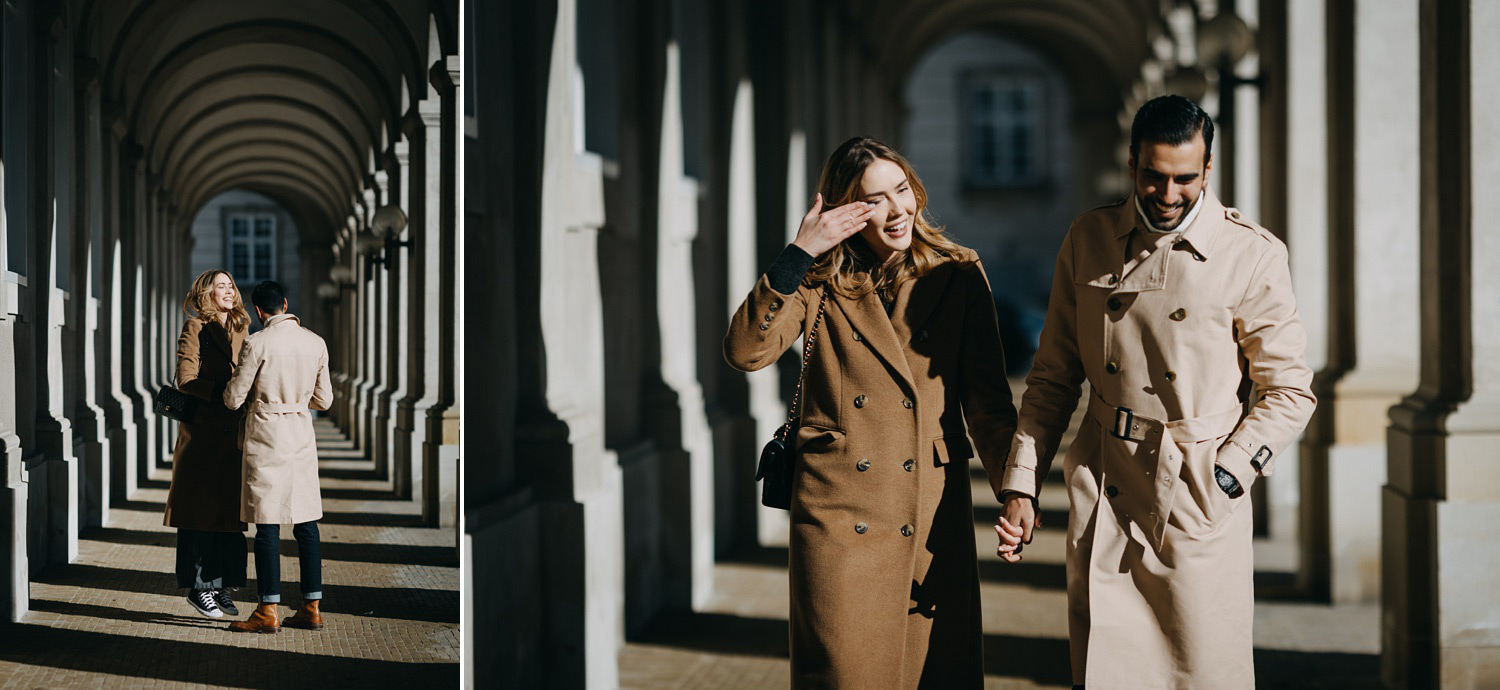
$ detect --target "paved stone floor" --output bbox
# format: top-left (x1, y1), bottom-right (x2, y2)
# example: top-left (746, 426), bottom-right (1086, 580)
top-left (620, 386), bottom-right (1383, 689)
top-left (0, 418), bottom-right (459, 688)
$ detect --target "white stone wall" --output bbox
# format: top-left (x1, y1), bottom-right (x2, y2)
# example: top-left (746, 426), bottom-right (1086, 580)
top-left (187, 189), bottom-right (302, 324)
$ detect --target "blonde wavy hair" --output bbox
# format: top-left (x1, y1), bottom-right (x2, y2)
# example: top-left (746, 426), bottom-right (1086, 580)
top-left (806, 137), bottom-right (966, 303)
top-left (183, 269), bottom-right (250, 333)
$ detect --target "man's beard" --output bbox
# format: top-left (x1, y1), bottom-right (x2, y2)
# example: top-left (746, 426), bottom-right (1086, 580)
top-left (1148, 198), bottom-right (1192, 230)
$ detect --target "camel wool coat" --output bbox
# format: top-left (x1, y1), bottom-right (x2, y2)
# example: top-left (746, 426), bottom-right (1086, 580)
top-left (164, 318), bottom-right (249, 532)
top-left (726, 246), bottom-right (1017, 689)
top-left (222, 313), bottom-right (332, 525)
top-left (1000, 190), bottom-right (1316, 689)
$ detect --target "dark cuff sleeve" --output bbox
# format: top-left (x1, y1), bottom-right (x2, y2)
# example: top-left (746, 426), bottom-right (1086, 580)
top-left (766, 243), bottom-right (815, 295)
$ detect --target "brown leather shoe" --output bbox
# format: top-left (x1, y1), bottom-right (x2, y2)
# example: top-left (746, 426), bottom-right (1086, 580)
top-left (227, 603), bottom-right (280, 633)
top-left (282, 599), bottom-right (323, 630)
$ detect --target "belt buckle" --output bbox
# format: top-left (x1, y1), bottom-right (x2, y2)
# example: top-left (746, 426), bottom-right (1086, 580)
top-left (1111, 406), bottom-right (1135, 440)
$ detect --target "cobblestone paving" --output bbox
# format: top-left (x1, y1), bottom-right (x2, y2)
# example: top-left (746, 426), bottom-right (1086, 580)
top-left (0, 419), bottom-right (459, 688)
top-left (621, 384), bottom-right (1383, 689)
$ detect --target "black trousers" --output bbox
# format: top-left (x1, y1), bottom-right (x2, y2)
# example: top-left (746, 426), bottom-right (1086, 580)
top-left (175, 529), bottom-right (247, 590)
top-left (252, 522), bottom-right (322, 604)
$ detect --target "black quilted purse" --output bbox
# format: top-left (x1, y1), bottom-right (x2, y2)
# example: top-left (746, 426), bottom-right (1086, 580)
top-left (153, 386), bottom-right (199, 424)
top-left (755, 289), bottom-right (828, 510)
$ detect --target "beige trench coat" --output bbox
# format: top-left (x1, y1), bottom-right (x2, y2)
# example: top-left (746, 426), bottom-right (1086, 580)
top-left (1001, 190), bottom-right (1316, 689)
top-left (222, 313), bottom-right (332, 525)
top-left (726, 247), bottom-right (1017, 689)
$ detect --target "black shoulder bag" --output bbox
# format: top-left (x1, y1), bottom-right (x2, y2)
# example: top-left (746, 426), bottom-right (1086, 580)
top-left (755, 288), bottom-right (828, 510)
top-left (154, 386), bottom-right (199, 424)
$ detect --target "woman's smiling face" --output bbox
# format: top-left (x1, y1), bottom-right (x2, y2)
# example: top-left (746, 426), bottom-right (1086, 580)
top-left (854, 158), bottom-right (918, 263)
top-left (212, 273), bottom-right (236, 311)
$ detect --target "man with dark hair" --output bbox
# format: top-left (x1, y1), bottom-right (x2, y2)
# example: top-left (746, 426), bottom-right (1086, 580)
top-left (993, 95), bottom-right (1316, 688)
top-left (222, 280), bottom-right (333, 633)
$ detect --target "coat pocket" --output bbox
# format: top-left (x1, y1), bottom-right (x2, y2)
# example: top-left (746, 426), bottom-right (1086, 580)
top-left (932, 436), bottom-right (974, 466)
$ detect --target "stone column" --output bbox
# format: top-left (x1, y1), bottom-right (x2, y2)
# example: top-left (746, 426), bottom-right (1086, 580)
top-left (1300, 0), bottom-right (1421, 604)
top-left (124, 151), bottom-right (156, 490)
top-left (357, 188), bottom-right (380, 457)
top-left (420, 57), bottom-right (459, 527)
top-left (1385, 1), bottom-right (1500, 686)
top-left (101, 113), bottom-right (139, 506)
top-left (654, 41), bottom-right (715, 608)
top-left (0, 0), bottom-right (28, 621)
top-left (35, 20), bottom-right (78, 565)
top-left (368, 166), bottom-right (392, 481)
top-left (1274, 0), bottom-right (1332, 562)
top-left (380, 138), bottom-right (412, 492)
top-left (74, 59), bottom-right (109, 529)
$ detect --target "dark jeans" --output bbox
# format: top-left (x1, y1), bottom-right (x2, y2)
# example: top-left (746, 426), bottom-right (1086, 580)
top-left (175, 529), bottom-right (247, 590)
top-left (252, 522), bottom-right (322, 604)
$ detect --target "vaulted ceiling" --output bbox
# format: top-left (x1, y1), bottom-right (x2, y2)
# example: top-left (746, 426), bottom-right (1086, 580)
top-left (76, 0), bottom-right (457, 241)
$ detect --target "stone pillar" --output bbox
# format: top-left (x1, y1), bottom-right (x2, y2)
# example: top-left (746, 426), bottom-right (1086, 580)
top-left (380, 138), bottom-right (412, 492)
top-left (1384, 1), bottom-right (1500, 686)
top-left (368, 167), bottom-right (392, 481)
top-left (420, 57), bottom-right (459, 527)
top-left (101, 113), bottom-right (139, 506)
top-left (1274, 0), bottom-right (1331, 561)
top-left (124, 150), bottom-right (156, 491)
top-left (0, 1), bottom-right (27, 620)
top-left (1300, 0), bottom-right (1421, 604)
top-left (74, 60), bottom-right (109, 529)
top-left (357, 188), bottom-right (379, 457)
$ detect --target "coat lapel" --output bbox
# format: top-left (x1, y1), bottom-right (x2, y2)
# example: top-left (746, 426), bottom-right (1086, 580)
top-left (890, 261), bottom-right (956, 344)
top-left (206, 319), bottom-right (235, 360)
top-left (833, 286), bottom-right (917, 393)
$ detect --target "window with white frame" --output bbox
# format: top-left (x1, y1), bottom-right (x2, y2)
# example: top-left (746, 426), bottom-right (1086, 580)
top-left (963, 74), bottom-right (1045, 187)
top-left (227, 212), bottom-right (276, 284)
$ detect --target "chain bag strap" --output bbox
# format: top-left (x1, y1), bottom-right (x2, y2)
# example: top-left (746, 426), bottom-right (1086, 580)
top-left (755, 287), bottom-right (829, 510)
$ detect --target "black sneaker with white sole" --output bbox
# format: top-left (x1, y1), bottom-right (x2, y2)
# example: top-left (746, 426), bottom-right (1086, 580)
top-left (213, 589), bottom-right (239, 617)
top-left (187, 589), bottom-right (224, 618)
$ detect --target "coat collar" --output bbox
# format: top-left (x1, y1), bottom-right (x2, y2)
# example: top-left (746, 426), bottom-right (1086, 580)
top-left (1115, 188), bottom-right (1227, 260)
top-left (203, 318), bottom-right (235, 360)
top-left (261, 313), bottom-right (300, 330)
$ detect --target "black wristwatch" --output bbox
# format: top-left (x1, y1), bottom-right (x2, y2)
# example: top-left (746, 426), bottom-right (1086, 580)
top-left (1214, 465), bottom-right (1243, 497)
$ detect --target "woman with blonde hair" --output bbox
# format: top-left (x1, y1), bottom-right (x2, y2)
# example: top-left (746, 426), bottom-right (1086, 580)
top-left (724, 136), bottom-right (1018, 688)
top-left (164, 269), bottom-right (252, 619)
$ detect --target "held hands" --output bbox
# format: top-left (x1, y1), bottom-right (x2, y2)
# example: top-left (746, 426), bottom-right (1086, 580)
top-left (791, 193), bottom-right (875, 257)
top-left (995, 492), bottom-right (1041, 563)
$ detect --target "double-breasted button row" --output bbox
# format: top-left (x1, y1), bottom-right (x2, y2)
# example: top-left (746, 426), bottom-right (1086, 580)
top-left (901, 398), bottom-right (914, 409)
top-left (903, 459), bottom-right (915, 472)
top-left (854, 522), bottom-right (915, 536)
top-left (1106, 361), bottom-right (1119, 375)
top-left (856, 458), bottom-right (871, 471)
top-left (854, 395), bottom-right (867, 408)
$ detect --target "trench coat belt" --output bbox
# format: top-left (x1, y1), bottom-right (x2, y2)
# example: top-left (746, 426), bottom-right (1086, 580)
top-left (254, 401), bottom-right (308, 414)
top-left (1087, 393), bottom-right (1245, 548)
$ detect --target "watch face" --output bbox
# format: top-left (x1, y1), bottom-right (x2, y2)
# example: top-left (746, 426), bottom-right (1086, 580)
top-left (1214, 465), bottom-right (1241, 495)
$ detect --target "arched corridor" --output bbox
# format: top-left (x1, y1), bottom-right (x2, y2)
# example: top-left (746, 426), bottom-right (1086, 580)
top-left (0, 0), bottom-right (460, 666)
top-left (470, 1), bottom-right (1500, 688)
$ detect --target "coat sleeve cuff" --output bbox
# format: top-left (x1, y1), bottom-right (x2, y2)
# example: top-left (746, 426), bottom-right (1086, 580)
top-left (1215, 439), bottom-right (1262, 490)
top-left (766, 243), bottom-right (815, 295)
top-left (1000, 465), bottom-right (1038, 499)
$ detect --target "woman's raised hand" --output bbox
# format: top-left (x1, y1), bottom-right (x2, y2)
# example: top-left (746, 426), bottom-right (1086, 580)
top-left (792, 193), bottom-right (875, 257)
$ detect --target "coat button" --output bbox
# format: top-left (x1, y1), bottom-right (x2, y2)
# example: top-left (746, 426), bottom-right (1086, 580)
top-left (855, 522), bottom-right (868, 534)
top-left (764, 313), bottom-right (774, 321)
top-left (769, 302), bottom-right (780, 311)
top-left (916, 330), bottom-right (928, 342)
top-left (1105, 361), bottom-right (1119, 374)
top-left (1108, 297), bottom-right (1122, 311)
top-left (854, 395), bottom-right (867, 408)
top-left (1105, 485), bottom-right (1119, 498)
top-left (900, 524), bottom-right (914, 537)
top-left (759, 323), bottom-right (769, 331)
top-left (1107, 274), bottom-right (1118, 285)
top-left (856, 458), bottom-right (871, 471)
top-left (853, 332), bottom-right (863, 342)
top-left (902, 398), bottom-right (914, 409)
top-left (1165, 370), bottom-right (1176, 381)
top-left (903, 459), bottom-right (915, 472)
top-left (1170, 308), bottom-right (1187, 321)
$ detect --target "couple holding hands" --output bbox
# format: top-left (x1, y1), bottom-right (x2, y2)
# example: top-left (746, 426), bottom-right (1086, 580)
top-left (724, 95), bottom-right (1316, 689)
top-left (161, 274), bottom-right (333, 634)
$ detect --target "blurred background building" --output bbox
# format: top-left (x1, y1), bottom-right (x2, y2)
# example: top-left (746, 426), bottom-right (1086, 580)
top-left (471, 0), bottom-right (1496, 687)
top-left (1, 0), bottom-right (460, 638)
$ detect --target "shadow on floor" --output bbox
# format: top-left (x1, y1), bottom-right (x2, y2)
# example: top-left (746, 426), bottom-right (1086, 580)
top-left (0, 624), bottom-right (457, 688)
top-left (33, 564), bottom-right (458, 624)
